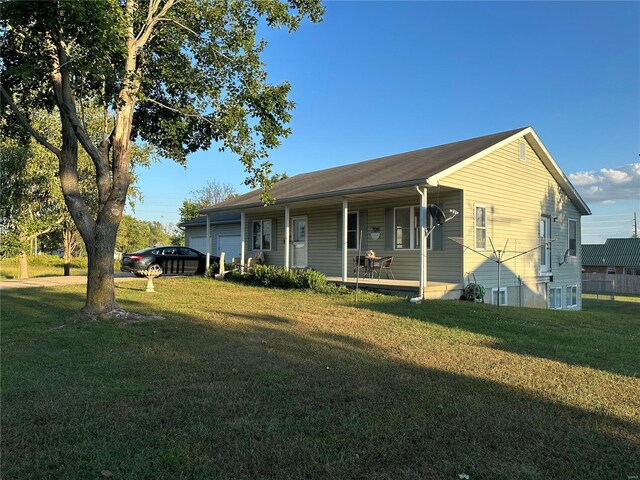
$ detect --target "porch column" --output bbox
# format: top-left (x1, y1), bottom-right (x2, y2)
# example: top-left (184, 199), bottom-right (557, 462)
top-left (240, 210), bottom-right (246, 269)
top-left (284, 205), bottom-right (290, 271)
top-left (205, 213), bottom-right (211, 270)
top-left (342, 198), bottom-right (348, 282)
top-left (419, 187), bottom-right (428, 299)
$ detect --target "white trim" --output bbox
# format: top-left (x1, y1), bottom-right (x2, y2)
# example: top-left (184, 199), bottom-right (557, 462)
top-left (566, 285), bottom-right (578, 308)
top-left (393, 205), bottom-right (432, 251)
top-left (417, 186), bottom-right (428, 298)
top-left (540, 215), bottom-right (551, 273)
top-left (342, 199), bottom-right (348, 281)
top-left (251, 219), bottom-right (272, 251)
top-left (240, 211), bottom-right (245, 267)
top-left (430, 127), bottom-right (591, 216)
top-left (567, 218), bottom-right (577, 257)
top-left (491, 287), bottom-right (508, 306)
top-left (284, 205), bottom-right (290, 271)
top-left (549, 286), bottom-right (562, 310)
top-left (474, 204), bottom-right (487, 250)
top-left (205, 214), bottom-right (211, 270)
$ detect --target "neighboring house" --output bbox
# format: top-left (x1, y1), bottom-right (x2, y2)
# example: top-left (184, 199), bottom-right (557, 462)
top-left (582, 238), bottom-right (640, 275)
top-left (180, 212), bottom-right (241, 259)
top-left (200, 127), bottom-right (591, 309)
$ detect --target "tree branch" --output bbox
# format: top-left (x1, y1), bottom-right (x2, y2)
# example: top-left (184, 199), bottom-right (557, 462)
top-left (142, 96), bottom-right (216, 126)
top-left (0, 86), bottom-right (62, 158)
top-left (47, 35), bottom-right (112, 206)
top-left (26, 216), bottom-right (65, 241)
top-left (135, 0), bottom-right (177, 50)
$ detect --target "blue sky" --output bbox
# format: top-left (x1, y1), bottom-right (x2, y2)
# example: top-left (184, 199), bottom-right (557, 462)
top-left (129, 1), bottom-right (640, 243)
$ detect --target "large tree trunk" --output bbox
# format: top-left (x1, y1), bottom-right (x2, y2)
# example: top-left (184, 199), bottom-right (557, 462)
top-left (62, 228), bottom-right (73, 276)
top-left (17, 251), bottom-right (28, 279)
top-left (83, 231), bottom-right (118, 315)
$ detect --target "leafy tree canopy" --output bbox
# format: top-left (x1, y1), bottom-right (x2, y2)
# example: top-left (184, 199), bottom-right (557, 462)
top-left (0, 0), bottom-right (323, 314)
top-left (1, 0), bottom-right (323, 198)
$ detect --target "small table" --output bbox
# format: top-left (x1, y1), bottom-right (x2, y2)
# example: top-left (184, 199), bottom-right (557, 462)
top-left (364, 256), bottom-right (381, 278)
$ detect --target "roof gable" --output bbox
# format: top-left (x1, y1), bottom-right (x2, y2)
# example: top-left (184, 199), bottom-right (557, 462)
top-left (202, 126), bottom-right (590, 215)
top-left (205, 128), bottom-right (527, 212)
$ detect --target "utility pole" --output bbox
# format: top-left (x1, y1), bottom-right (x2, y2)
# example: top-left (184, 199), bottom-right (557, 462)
top-left (634, 212), bottom-right (638, 238)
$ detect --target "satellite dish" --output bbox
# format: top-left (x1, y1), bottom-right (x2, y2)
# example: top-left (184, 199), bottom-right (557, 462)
top-left (428, 204), bottom-right (446, 225)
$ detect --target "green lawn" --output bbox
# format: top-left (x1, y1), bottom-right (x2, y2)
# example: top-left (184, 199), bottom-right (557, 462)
top-left (2, 278), bottom-right (639, 479)
top-left (0, 255), bottom-right (89, 279)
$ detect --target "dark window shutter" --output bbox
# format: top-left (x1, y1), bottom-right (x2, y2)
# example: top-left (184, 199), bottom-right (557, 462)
top-left (359, 210), bottom-right (368, 250)
top-left (432, 204), bottom-right (444, 251)
top-left (336, 212), bottom-right (342, 250)
top-left (384, 208), bottom-right (394, 251)
top-left (271, 218), bottom-right (277, 251)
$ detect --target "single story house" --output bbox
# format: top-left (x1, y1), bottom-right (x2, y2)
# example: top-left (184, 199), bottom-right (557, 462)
top-left (582, 238), bottom-right (640, 275)
top-left (181, 212), bottom-right (241, 259)
top-left (196, 127), bottom-right (591, 309)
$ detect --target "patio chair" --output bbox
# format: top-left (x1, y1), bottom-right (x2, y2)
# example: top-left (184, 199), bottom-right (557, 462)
top-left (372, 256), bottom-right (395, 280)
top-left (353, 255), bottom-right (367, 278)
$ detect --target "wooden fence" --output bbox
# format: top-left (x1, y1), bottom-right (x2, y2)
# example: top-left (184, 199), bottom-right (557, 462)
top-left (582, 273), bottom-right (640, 296)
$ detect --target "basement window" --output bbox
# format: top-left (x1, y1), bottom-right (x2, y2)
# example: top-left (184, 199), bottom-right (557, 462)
top-left (566, 285), bottom-right (578, 308)
top-left (491, 287), bottom-right (508, 306)
top-left (549, 287), bottom-right (562, 309)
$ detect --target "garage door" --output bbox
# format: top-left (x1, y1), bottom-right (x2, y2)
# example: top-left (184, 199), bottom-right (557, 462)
top-left (218, 235), bottom-right (241, 259)
top-left (188, 236), bottom-right (208, 254)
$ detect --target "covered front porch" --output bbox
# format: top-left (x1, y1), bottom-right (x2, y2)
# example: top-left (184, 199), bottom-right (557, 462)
top-left (205, 184), bottom-right (464, 299)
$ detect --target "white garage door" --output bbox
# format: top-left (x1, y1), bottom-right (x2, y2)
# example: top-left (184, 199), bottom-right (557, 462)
top-left (188, 236), bottom-right (208, 254)
top-left (218, 235), bottom-right (241, 259)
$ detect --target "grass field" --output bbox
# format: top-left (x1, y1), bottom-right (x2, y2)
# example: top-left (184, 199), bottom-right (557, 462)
top-left (0, 255), bottom-right (89, 279)
top-left (2, 278), bottom-right (639, 479)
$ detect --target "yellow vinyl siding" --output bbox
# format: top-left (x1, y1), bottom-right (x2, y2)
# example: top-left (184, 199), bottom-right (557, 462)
top-left (440, 138), bottom-right (582, 308)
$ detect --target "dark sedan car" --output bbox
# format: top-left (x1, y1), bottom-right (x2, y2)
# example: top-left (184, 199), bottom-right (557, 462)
top-left (120, 246), bottom-right (218, 277)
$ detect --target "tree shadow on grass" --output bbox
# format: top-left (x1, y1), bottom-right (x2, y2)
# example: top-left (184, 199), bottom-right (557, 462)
top-left (354, 293), bottom-right (640, 378)
top-left (2, 288), bottom-right (639, 479)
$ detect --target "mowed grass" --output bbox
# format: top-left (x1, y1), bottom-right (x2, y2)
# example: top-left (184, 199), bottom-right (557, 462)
top-left (2, 279), bottom-right (639, 479)
top-left (0, 255), bottom-right (89, 279)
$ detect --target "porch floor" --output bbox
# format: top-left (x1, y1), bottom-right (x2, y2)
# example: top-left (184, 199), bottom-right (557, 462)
top-left (326, 276), bottom-right (464, 299)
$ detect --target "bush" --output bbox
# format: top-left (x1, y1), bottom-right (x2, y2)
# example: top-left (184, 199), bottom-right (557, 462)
top-left (224, 264), bottom-right (348, 295)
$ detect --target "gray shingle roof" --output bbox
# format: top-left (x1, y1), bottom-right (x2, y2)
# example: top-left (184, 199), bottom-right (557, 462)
top-left (204, 127), bottom-right (528, 211)
top-left (582, 238), bottom-right (640, 266)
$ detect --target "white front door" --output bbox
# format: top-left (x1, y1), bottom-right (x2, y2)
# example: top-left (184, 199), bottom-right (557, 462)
top-left (291, 216), bottom-right (308, 268)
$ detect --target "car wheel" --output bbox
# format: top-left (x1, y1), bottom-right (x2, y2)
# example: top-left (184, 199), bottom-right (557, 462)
top-left (148, 263), bottom-right (163, 277)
